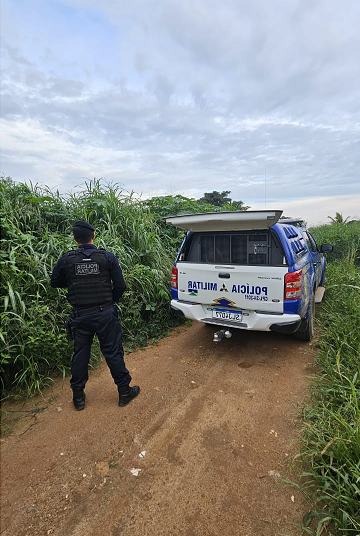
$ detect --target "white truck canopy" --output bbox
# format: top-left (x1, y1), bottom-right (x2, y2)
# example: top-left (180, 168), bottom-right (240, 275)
top-left (165, 210), bottom-right (283, 232)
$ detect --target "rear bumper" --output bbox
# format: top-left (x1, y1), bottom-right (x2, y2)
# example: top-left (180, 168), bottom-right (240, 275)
top-left (171, 300), bottom-right (301, 332)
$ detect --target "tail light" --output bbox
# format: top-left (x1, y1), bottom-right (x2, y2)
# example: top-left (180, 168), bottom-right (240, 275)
top-left (171, 266), bottom-right (178, 289)
top-left (285, 269), bottom-right (302, 300)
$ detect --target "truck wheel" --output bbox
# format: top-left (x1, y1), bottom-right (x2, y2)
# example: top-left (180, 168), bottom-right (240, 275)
top-left (294, 293), bottom-right (315, 341)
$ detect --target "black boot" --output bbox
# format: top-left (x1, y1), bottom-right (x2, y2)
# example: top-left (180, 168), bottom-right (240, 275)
top-left (118, 385), bottom-right (140, 407)
top-left (72, 389), bottom-right (85, 411)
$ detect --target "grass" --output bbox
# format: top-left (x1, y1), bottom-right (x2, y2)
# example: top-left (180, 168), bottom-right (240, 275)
top-left (295, 222), bottom-right (360, 535)
top-left (0, 178), bottom-right (178, 395)
top-left (1, 177), bottom-right (231, 396)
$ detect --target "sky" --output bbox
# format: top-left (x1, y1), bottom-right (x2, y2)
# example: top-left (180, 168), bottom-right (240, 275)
top-left (1, 0), bottom-right (359, 226)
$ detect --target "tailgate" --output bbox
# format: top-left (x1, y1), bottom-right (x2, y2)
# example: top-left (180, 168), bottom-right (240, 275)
top-left (177, 262), bottom-right (287, 313)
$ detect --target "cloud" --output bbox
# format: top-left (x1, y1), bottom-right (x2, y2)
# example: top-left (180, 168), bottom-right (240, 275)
top-left (1, 0), bottom-right (359, 220)
top-left (254, 195), bottom-right (360, 228)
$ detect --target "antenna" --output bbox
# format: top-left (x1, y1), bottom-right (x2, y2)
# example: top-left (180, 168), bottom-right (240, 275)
top-left (264, 169), bottom-right (267, 209)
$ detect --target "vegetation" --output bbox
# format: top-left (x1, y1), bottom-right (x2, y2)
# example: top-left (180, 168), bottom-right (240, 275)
top-left (1, 178), bottom-right (237, 396)
top-left (327, 212), bottom-right (353, 224)
top-left (311, 220), bottom-right (360, 266)
top-left (296, 220), bottom-right (360, 535)
top-left (0, 178), bottom-right (248, 396)
top-left (197, 190), bottom-right (250, 210)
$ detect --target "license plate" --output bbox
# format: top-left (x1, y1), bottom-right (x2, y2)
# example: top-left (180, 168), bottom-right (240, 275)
top-left (212, 309), bottom-right (242, 322)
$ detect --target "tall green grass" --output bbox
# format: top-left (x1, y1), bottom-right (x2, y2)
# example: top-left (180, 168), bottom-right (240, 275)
top-left (296, 222), bottom-right (360, 535)
top-left (0, 178), bottom-right (248, 393)
top-left (311, 221), bottom-right (360, 266)
top-left (0, 179), bottom-right (174, 395)
top-left (1, 177), bottom-right (239, 396)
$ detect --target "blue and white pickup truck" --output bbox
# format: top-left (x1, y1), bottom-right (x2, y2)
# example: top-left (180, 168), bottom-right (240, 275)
top-left (166, 210), bottom-right (333, 341)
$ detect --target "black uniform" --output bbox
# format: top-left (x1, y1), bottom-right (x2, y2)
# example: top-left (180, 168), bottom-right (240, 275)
top-left (51, 243), bottom-right (131, 391)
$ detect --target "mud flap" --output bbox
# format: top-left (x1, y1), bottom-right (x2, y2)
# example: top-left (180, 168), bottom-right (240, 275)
top-left (270, 319), bottom-right (302, 334)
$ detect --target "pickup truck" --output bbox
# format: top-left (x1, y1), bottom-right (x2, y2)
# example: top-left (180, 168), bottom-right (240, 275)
top-left (166, 210), bottom-right (333, 341)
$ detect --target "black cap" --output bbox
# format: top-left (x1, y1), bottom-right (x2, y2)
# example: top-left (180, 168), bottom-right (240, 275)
top-left (72, 220), bottom-right (95, 234)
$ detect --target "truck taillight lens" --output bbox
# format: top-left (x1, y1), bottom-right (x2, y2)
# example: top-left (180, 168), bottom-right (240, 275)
top-left (285, 269), bottom-right (302, 300)
top-left (171, 266), bottom-right (178, 289)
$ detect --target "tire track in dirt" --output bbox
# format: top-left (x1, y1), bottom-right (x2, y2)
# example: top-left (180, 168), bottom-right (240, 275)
top-left (1, 323), bottom-right (316, 536)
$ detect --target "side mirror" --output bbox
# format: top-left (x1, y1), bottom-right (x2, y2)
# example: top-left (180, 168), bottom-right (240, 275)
top-left (320, 244), bottom-right (333, 253)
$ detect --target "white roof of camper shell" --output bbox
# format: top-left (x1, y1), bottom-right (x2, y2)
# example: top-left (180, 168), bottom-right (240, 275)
top-left (165, 210), bottom-right (283, 232)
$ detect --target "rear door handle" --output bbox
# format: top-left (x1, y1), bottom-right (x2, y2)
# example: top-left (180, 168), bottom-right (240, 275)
top-left (218, 273), bottom-right (230, 278)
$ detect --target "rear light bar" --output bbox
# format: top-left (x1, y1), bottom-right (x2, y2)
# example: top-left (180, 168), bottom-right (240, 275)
top-left (171, 266), bottom-right (178, 289)
top-left (284, 269), bottom-right (302, 300)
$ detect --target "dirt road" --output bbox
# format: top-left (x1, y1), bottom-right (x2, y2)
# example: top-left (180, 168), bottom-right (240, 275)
top-left (1, 323), bottom-right (316, 536)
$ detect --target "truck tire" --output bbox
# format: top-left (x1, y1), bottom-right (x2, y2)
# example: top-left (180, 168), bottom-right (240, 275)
top-left (294, 293), bottom-right (315, 341)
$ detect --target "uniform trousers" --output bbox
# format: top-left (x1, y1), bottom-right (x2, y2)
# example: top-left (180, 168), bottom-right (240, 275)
top-left (70, 306), bottom-right (131, 391)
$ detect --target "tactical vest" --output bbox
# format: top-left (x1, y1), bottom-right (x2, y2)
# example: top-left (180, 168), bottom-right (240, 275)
top-left (65, 248), bottom-right (113, 307)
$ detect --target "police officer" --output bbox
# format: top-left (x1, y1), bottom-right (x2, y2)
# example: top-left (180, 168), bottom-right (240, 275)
top-left (51, 221), bottom-right (140, 410)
